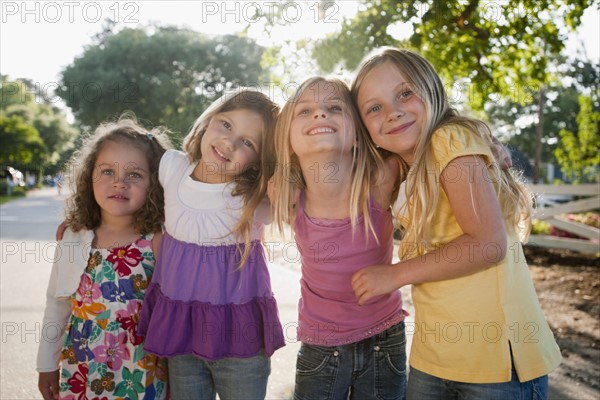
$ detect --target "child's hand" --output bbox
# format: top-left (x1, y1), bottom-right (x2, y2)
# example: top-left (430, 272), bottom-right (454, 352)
top-left (55, 221), bottom-right (68, 241)
top-left (351, 264), bottom-right (401, 306)
top-left (38, 370), bottom-right (60, 400)
top-left (490, 135), bottom-right (512, 170)
top-left (268, 176), bottom-right (300, 207)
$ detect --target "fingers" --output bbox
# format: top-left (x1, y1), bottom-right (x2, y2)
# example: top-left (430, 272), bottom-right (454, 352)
top-left (39, 382), bottom-right (56, 400)
top-left (55, 220), bottom-right (68, 241)
top-left (38, 371), bottom-right (60, 400)
top-left (490, 136), bottom-right (512, 170)
top-left (351, 270), bottom-right (369, 306)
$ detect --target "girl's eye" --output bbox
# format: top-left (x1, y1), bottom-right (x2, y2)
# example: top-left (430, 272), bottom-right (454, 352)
top-left (366, 104), bottom-right (381, 115)
top-left (101, 169), bottom-right (114, 176)
top-left (241, 139), bottom-right (255, 149)
top-left (222, 121), bottom-right (232, 130)
top-left (399, 90), bottom-right (413, 100)
top-left (127, 172), bottom-right (143, 180)
top-left (297, 108), bottom-right (310, 116)
top-left (329, 104), bottom-right (343, 112)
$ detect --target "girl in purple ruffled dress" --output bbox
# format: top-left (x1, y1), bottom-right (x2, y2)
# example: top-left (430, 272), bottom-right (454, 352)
top-left (138, 89), bottom-right (285, 400)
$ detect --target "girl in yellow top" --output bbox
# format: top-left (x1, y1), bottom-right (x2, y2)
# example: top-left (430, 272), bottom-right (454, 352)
top-left (350, 47), bottom-right (561, 399)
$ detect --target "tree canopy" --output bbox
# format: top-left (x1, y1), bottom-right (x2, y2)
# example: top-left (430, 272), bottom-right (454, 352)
top-left (0, 76), bottom-right (77, 173)
top-left (554, 95), bottom-right (600, 183)
top-left (59, 23), bottom-right (267, 142)
top-left (311, 0), bottom-right (593, 109)
top-left (487, 58), bottom-right (599, 167)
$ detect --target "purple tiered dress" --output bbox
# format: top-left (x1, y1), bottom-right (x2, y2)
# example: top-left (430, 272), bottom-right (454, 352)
top-left (138, 150), bottom-right (285, 360)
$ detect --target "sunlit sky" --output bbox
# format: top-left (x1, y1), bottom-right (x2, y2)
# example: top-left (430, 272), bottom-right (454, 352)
top-left (1, 1), bottom-right (598, 89)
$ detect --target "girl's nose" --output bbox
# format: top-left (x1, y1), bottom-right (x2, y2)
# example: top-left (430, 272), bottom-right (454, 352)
top-left (112, 174), bottom-right (127, 187)
top-left (387, 108), bottom-right (405, 122)
top-left (224, 137), bottom-right (235, 150)
top-left (313, 109), bottom-right (327, 119)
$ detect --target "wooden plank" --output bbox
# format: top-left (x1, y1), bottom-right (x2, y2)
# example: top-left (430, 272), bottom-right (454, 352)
top-left (528, 184), bottom-right (599, 196)
top-left (528, 235), bottom-right (599, 254)
top-left (533, 196), bottom-right (600, 219)
top-left (547, 217), bottom-right (600, 240)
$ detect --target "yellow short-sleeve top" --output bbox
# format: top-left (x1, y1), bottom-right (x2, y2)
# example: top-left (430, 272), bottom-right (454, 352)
top-left (401, 125), bottom-right (561, 383)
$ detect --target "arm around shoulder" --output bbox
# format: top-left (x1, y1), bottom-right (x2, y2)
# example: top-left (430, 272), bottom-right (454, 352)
top-left (372, 155), bottom-right (401, 209)
top-left (352, 155), bottom-right (507, 305)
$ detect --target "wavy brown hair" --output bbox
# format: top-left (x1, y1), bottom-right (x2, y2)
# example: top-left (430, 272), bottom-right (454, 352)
top-left (65, 116), bottom-right (172, 234)
top-left (183, 89), bottom-right (280, 265)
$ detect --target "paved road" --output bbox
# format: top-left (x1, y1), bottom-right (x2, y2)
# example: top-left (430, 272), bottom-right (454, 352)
top-left (1, 187), bottom-right (67, 399)
top-left (0, 187), bottom-right (303, 399)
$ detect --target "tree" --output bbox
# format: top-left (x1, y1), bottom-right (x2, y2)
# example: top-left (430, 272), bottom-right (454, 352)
top-left (0, 76), bottom-right (77, 176)
top-left (554, 95), bottom-right (600, 183)
top-left (58, 24), bottom-right (267, 142)
top-left (309, 0), bottom-right (592, 110)
top-left (0, 114), bottom-right (45, 166)
top-left (486, 58), bottom-right (599, 172)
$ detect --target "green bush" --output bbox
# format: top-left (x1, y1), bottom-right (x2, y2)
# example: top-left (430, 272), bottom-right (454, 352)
top-left (531, 219), bottom-right (551, 235)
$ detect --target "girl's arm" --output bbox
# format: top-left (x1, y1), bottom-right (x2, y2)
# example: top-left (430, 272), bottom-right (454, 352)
top-left (55, 221), bottom-right (67, 241)
top-left (37, 244), bottom-right (73, 397)
top-left (372, 155), bottom-right (401, 209)
top-left (352, 155), bottom-right (507, 305)
top-left (151, 230), bottom-right (164, 260)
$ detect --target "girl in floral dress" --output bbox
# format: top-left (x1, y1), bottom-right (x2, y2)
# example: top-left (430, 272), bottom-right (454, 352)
top-left (37, 118), bottom-right (171, 400)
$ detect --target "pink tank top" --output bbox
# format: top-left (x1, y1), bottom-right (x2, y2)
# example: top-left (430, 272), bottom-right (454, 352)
top-left (294, 192), bottom-right (407, 346)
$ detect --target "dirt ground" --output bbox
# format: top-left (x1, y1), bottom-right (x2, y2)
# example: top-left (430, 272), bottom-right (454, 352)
top-left (524, 245), bottom-right (600, 400)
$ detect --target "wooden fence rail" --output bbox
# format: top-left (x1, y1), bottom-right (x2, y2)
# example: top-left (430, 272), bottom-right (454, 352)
top-left (527, 184), bottom-right (599, 254)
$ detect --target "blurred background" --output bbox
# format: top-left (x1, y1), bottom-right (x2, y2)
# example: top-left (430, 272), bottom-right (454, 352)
top-left (1, 0), bottom-right (598, 191)
top-left (1, 2), bottom-right (599, 399)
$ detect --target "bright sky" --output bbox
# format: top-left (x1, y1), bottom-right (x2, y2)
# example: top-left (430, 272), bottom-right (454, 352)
top-left (1, 1), bottom-right (598, 89)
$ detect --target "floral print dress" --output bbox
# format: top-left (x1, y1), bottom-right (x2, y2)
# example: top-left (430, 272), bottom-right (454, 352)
top-left (59, 235), bottom-right (168, 400)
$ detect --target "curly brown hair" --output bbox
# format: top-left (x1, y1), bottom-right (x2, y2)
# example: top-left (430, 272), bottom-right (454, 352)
top-left (65, 116), bottom-right (172, 234)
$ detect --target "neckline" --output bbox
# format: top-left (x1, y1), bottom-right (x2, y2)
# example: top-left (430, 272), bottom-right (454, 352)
top-left (91, 233), bottom-right (148, 251)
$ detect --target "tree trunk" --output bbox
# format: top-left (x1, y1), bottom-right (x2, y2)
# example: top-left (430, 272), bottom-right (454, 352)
top-left (534, 85), bottom-right (545, 183)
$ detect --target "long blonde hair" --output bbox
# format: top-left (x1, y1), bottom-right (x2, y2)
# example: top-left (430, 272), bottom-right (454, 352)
top-left (352, 48), bottom-right (532, 259)
top-left (272, 77), bottom-right (383, 239)
top-left (183, 88), bottom-right (279, 265)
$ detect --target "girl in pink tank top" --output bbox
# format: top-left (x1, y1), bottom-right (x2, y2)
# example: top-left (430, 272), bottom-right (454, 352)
top-left (271, 77), bottom-right (408, 400)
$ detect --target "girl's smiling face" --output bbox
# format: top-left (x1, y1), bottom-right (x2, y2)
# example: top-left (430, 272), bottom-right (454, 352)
top-left (357, 61), bottom-right (426, 163)
top-left (198, 109), bottom-right (264, 183)
top-left (289, 81), bottom-right (355, 159)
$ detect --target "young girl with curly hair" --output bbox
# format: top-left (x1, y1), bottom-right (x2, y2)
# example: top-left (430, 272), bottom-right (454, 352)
top-left (37, 117), bottom-right (172, 400)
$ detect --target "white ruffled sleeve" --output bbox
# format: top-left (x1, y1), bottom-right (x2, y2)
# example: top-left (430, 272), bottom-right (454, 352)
top-left (36, 229), bottom-right (93, 372)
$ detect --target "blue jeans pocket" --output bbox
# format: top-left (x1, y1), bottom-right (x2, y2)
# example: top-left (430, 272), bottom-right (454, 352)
top-left (374, 322), bottom-right (407, 400)
top-left (294, 344), bottom-right (339, 400)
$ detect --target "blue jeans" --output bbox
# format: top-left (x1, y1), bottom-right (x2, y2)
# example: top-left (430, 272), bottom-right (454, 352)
top-left (168, 352), bottom-right (270, 400)
top-left (407, 366), bottom-right (548, 400)
top-left (294, 321), bottom-right (407, 400)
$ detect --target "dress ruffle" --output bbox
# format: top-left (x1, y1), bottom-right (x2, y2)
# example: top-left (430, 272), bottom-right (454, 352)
top-left (139, 282), bottom-right (285, 360)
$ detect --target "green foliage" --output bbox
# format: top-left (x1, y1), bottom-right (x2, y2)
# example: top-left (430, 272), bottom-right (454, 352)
top-left (0, 114), bottom-right (45, 165)
top-left (59, 24), bottom-right (267, 142)
top-left (531, 219), bottom-right (551, 235)
top-left (0, 76), bottom-right (78, 170)
top-left (311, 0), bottom-right (592, 110)
top-left (486, 57), bottom-right (599, 167)
top-left (553, 95), bottom-right (600, 183)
